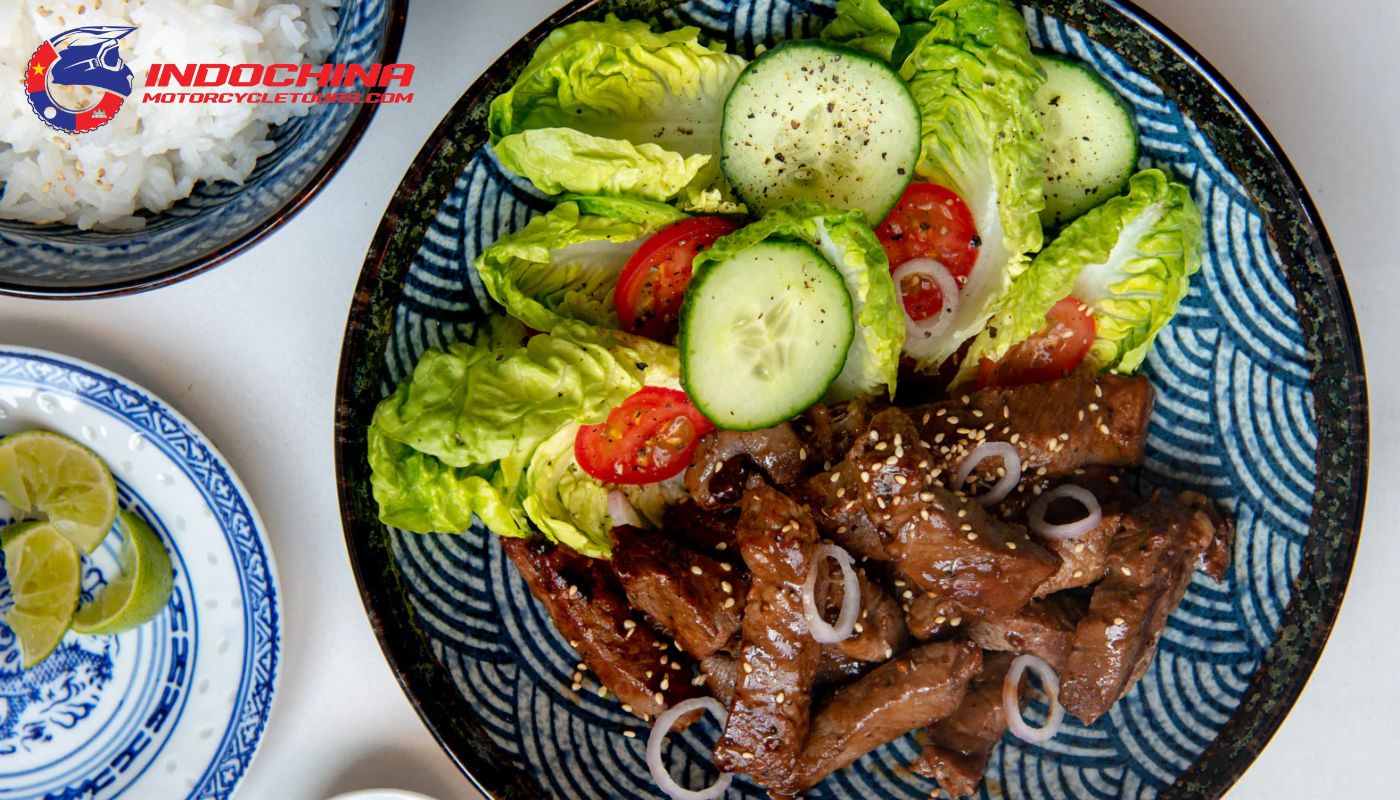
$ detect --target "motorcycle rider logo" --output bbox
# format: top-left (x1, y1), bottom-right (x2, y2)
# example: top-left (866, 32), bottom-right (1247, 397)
top-left (23, 26), bottom-right (136, 134)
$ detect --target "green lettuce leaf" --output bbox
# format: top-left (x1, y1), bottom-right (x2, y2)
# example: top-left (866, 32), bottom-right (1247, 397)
top-left (898, 0), bottom-right (1047, 372)
top-left (370, 321), bottom-right (646, 468)
top-left (522, 423), bottom-right (614, 558)
top-left (822, 0), bottom-right (903, 61)
top-left (476, 197), bottom-right (686, 333)
top-left (488, 16), bottom-right (747, 211)
top-left (958, 169), bottom-right (1203, 382)
top-left (367, 424), bottom-right (529, 536)
top-left (693, 202), bottom-right (904, 401)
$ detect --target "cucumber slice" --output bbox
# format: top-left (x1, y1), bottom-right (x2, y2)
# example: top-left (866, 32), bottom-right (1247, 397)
top-left (1036, 53), bottom-right (1140, 228)
top-left (680, 240), bottom-right (854, 430)
top-left (721, 41), bottom-right (920, 223)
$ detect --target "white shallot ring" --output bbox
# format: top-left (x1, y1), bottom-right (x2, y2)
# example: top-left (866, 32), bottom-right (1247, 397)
top-left (1028, 484), bottom-right (1103, 540)
top-left (892, 258), bottom-right (961, 342)
top-left (954, 441), bottom-right (1022, 506)
top-left (801, 543), bottom-right (862, 644)
top-left (646, 697), bottom-right (733, 800)
top-left (608, 490), bottom-right (644, 528)
top-left (1003, 654), bottom-right (1065, 744)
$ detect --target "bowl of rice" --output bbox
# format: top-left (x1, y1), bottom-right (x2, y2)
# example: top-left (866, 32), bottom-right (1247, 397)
top-left (0, 0), bottom-right (407, 298)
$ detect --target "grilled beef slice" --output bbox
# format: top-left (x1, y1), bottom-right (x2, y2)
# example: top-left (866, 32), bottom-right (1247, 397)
top-left (967, 593), bottom-right (1088, 670)
top-left (796, 400), bottom-right (876, 466)
top-left (712, 485), bottom-right (824, 785)
top-left (1060, 491), bottom-right (1232, 724)
top-left (794, 461), bottom-right (891, 561)
top-left (686, 426), bottom-right (810, 508)
top-left (501, 537), bottom-right (696, 720)
top-left (780, 641), bottom-right (982, 794)
top-left (909, 375), bottom-right (1153, 483)
top-left (848, 409), bottom-right (1061, 616)
top-left (611, 526), bottom-right (746, 659)
top-left (904, 591), bottom-right (967, 641)
top-left (818, 558), bottom-right (910, 663)
top-left (911, 652), bottom-right (1017, 798)
top-left (660, 501), bottom-right (741, 558)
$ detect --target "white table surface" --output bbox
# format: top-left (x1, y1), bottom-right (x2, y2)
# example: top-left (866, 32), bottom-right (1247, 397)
top-left (1, 0), bottom-right (1394, 797)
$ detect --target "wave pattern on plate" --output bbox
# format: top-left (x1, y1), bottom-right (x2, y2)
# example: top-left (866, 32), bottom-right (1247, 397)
top-left (381, 4), bottom-right (1317, 798)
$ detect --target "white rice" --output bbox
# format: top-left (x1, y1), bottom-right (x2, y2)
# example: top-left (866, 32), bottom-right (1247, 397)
top-left (0, 0), bottom-right (341, 230)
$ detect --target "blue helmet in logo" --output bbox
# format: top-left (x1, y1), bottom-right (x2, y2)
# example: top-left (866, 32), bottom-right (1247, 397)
top-left (47, 25), bottom-right (136, 98)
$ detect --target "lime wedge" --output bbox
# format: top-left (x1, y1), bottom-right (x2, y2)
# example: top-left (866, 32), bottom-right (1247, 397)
top-left (73, 511), bottom-right (174, 635)
top-left (0, 430), bottom-right (118, 554)
top-left (1, 520), bottom-right (81, 668)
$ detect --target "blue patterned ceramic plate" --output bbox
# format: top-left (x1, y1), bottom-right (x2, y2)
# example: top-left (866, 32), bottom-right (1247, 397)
top-left (0, 347), bottom-right (280, 800)
top-left (0, 0), bottom-right (406, 299)
top-left (334, 2), bottom-right (1367, 799)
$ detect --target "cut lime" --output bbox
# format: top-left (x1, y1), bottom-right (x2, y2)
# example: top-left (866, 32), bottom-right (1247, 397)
top-left (1, 520), bottom-right (81, 668)
top-left (73, 511), bottom-right (174, 635)
top-left (0, 430), bottom-right (118, 554)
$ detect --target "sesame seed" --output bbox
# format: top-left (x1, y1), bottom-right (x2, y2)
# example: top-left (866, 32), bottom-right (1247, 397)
top-left (894, 474), bottom-right (908, 485)
top-left (861, 471), bottom-right (871, 482)
top-left (885, 455), bottom-right (899, 466)
top-left (722, 581), bottom-right (733, 594)
top-left (934, 433), bottom-right (946, 444)
top-left (936, 408), bottom-right (947, 417)
top-left (690, 565), bottom-right (703, 575)
top-left (716, 542), bottom-right (728, 551)
top-left (660, 677), bottom-right (670, 691)
top-left (918, 460), bottom-right (929, 469)
top-left (869, 430), bottom-right (880, 440)
top-left (623, 730), bottom-right (636, 738)
top-left (894, 433), bottom-right (903, 447)
top-left (829, 472), bottom-right (842, 484)
top-left (1100, 424), bottom-right (1113, 435)
top-left (1073, 544), bottom-right (1085, 554)
top-left (691, 675), bottom-right (707, 687)
top-left (724, 598), bottom-right (736, 608)
top-left (854, 622), bottom-right (865, 633)
top-left (1121, 566), bottom-right (1133, 576)
top-left (967, 532), bottom-right (978, 541)
top-left (920, 509), bottom-right (931, 521)
top-left (1007, 542), bottom-right (1017, 550)
top-left (742, 662), bottom-right (754, 674)
top-left (742, 752), bottom-right (755, 760)
top-left (1078, 410), bottom-right (1086, 421)
top-left (799, 448), bottom-right (807, 460)
top-left (950, 617), bottom-right (963, 627)
top-left (1010, 433), bottom-right (1021, 444)
top-left (571, 682), bottom-right (582, 691)
top-left (653, 692), bottom-right (664, 704)
top-left (903, 590), bottom-right (914, 600)
top-left (973, 410), bottom-right (984, 418)
top-left (836, 487), bottom-right (846, 498)
top-left (919, 491), bottom-right (936, 502)
top-left (1073, 570), bottom-right (1085, 578)
top-left (622, 703), bottom-right (633, 712)
top-left (1114, 617), bottom-right (1126, 626)
top-left (876, 496), bottom-right (887, 509)
top-left (935, 616), bottom-right (947, 624)
top-left (876, 441), bottom-right (888, 451)
top-left (1089, 402), bottom-right (1101, 411)
top-left (721, 563), bottom-right (733, 572)
top-left (776, 692), bottom-right (786, 703)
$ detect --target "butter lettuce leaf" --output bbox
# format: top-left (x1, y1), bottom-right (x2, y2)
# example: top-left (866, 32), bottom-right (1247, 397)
top-left (476, 197), bottom-right (686, 333)
top-left (522, 423), bottom-right (614, 558)
top-left (488, 16), bottom-right (747, 211)
top-left (694, 202), bottom-right (903, 401)
top-left (370, 322), bottom-right (645, 469)
top-left (898, 0), bottom-right (1046, 372)
top-left (367, 424), bottom-right (529, 537)
top-left (958, 169), bottom-right (1202, 382)
top-left (822, 0), bottom-right (903, 61)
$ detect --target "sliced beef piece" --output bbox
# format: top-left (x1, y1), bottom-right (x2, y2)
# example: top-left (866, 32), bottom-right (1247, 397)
top-left (686, 426), bottom-right (810, 508)
top-left (712, 485), bottom-right (824, 786)
top-left (995, 469), bottom-right (1140, 597)
top-left (816, 650), bottom-right (879, 692)
top-left (1183, 490), bottom-right (1235, 581)
top-left (611, 526), bottom-right (746, 659)
top-left (794, 462), bottom-right (891, 561)
top-left (817, 558), bottom-right (910, 663)
top-left (501, 537), bottom-right (696, 720)
top-left (848, 409), bottom-right (1061, 616)
top-left (967, 593), bottom-right (1087, 670)
top-left (778, 641), bottom-right (983, 794)
top-left (1060, 491), bottom-right (1230, 724)
top-left (910, 375), bottom-right (1153, 483)
top-left (904, 591), bottom-right (967, 641)
top-left (701, 652), bottom-right (738, 706)
top-left (796, 400), bottom-right (876, 466)
top-left (911, 652), bottom-right (1016, 798)
top-left (661, 501), bottom-right (740, 558)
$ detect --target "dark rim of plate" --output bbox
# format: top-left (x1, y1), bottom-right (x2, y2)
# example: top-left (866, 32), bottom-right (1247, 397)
top-left (332, 1), bottom-right (1370, 798)
top-left (0, 0), bottom-right (411, 301)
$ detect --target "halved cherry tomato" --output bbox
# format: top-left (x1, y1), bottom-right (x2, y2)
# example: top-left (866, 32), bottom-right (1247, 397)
top-left (875, 183), bottom-right (980, 321)
top-left (575, 387), bottom-right (717, 484)
top-left (977, 297), bottom-right (1097, 388)
top-left (615, 217), bottom-right (739, 341)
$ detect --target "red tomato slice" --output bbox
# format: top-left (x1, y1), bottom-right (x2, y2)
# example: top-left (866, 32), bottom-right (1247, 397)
top-left (876, 183), bottom-right (980, 321)
top-left (977, 297), bottom-right (1097, 388)
top-left (615, 217), bottom-right (739, 341)
top-left (575, 387), bottom-right (716, 485)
